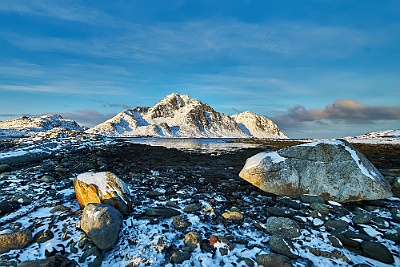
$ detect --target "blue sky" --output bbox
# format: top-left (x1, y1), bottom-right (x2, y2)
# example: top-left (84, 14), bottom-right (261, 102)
top-left (0, 0), bottom-right (399, 138)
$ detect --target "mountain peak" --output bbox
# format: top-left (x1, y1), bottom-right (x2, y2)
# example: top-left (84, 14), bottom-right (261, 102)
top-left (88, 93), bottom-right (287, 138)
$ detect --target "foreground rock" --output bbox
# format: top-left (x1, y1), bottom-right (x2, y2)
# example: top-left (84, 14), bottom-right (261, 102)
top-left (239, 140), bottom-right (393, 202)
top-left (74, 171), bottom-right (131, 214)
top-left (80, 203), bottom-right (123, 250)
top-left (0, 228), bottom-right (32, 254)
top-left (18, 255), bottom-right (77, 267)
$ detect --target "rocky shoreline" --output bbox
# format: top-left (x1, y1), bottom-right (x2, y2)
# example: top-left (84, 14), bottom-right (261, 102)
top-left (0, 138), bottom-right (399, 266)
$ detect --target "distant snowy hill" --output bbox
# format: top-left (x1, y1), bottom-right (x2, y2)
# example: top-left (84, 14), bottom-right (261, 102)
top-left (344, 129), bottom-right (400, 144)
top-left (87, 93), bottom-right (287, 138)
top-left (0, 114), bottom-right (83, 137)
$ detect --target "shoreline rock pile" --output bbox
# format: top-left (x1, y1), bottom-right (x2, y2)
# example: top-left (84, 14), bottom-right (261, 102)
top-left (0, 138), bottom-right (399, 266)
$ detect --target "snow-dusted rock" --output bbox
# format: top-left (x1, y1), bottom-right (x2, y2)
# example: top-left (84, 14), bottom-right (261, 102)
top-left (0, 114), bottom-right (83, 137)
top-left (74, 171), bottom-right (131, 214)
top-left (80, 203), bottom-right (122, 250)
top-left (239, 140), bottom-right (393, 203)
top-left (231, 111), bottom-right (287, 138)
top-left (87, 93), bottom-right (286, 138)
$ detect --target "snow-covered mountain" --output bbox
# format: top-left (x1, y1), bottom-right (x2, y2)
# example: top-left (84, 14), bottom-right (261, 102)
top-left (231, 111), bottom-right (287, 138)
top-left (0, 114), bottom-right (83, 137)
top-left (344, 129), bottom-right (400, 144)
top-left (87, 93), bottom-right (287, 138)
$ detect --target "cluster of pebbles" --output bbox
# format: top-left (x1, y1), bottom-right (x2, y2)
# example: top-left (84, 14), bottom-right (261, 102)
top-left (0, 138), bottom-right (399, 266)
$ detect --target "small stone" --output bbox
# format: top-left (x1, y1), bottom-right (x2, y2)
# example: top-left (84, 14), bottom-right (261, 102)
top-left (219, 247), bottom-right (229, 256)
top-left (324, 219), bottom-right (349, 230)
top-left (328, 235), bottom-right (343, 248)
top-left (50, 205), bottom-right (71, 214)
top-left (144, 207), bottom-right (180, 217)
top-left (300, 194), bottom-right (324, 204)
top-left (40, 175), bottom-right (55, 183)
top-left (371, 217), bottom-right (389, 229)
top-left (266, 217), bottom-right (300, 238)
top-left (184, 231), bottom-right (201, 248)
top-left (222, 211), bottom-right (244, 221)
top-left (18, 255), bottom-right (77, 267)
top-left (353, 213), bottom-right (373, 225)
top-left (183, 203), bottom-right (202, 213)
top-left (256, 253), bottom-right (292, 267)
top-left (0, 201), bottom-right (20, 216)
top-left (147, 190), bottom-right (163, 198)
top-left (310, 202), bottom-right (330, 216)
top-left (268, 234), bottom-right (299, 259)
top-left (0, 164), bottom-right (11, 173)
top-left (267, 206), bottom-right (295, 217)
top-left (9, 194), bottom-right (32, 206)
top-left (361, 241), bottom-right (394, 264)
top-left (79, 246), bottom-right (102, 267)
top-left (171, 251), bottom-right (191, 264)
top-left (33, 229), bottom-right (54, 244)
top-left (384, 227), bottom-right (400, 243)
top-left (172, 215), bottom-right (191, 231)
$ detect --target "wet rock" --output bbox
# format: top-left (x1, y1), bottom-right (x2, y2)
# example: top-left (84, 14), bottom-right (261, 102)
top-left (147, 190), bottom-right (163, 198)
top-left (74, 171), bottom-right (131, 214)
top-left (361, 241), bottom-right (394, 264)
top-left (331, 229), bottom-right (361, 248)
top-left (0, 228), bottom-right (32, 254)
top-left (266, 217), bottom-right (300, 238)
top-left (18, 255), bottom-right (77, 267)
top-left (0, 164), bottom-right (11, 173)
top-left (50, 205), bottom-right (71, 214)
top-left (172, 215), bottom-right (191, 231)
top-left (144, 207), bottom-right (180, 217)
top-left (0, 201), bottom-right (20, 216)
top-left (80, 203), bottom-right (122, 250)
top-left (239, 140), bottom-right (393, 202)
top-left (33, 229), bottom-right (54, 243)
top-left (324, 219), bottom-right (349, 230)
top-left (300, 194), bottom-right (324, 204)
top-left (306, 246), bottom-right (351, 263)
top-left (9, 194), bottom-right (32, 206)
top-left (268, 234), bottom-right (299, 259)
top-left (309, 202), bottom-right (330, 216)
top-left (327, 235), bottom-right (343, 248)
top-left (40, 175), bottom-right (55, 183)
top-left (256, 253), bottom-right (292, 267)
top-left (267, 206), bottom-right (295, 217)
top-left (183, 203), bottom-right (202, 213)
top-left (184, 231), bottom-right (201, 251)
top-left (384, 226), bottom-right (400, 243)
top-left (152, 236), bottom-right (171, 253)
top-left (353, 213), bottom-right (373, 225)
top-left (79, 246), bottom-right (102, 267)
top-left (171, 251), bottom-right (191, 264)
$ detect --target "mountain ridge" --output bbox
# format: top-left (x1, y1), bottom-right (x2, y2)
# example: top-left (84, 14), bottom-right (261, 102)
top-left (87, 93), bottom-right (288, 138)
top-left (0, 114), bottom-right (83, 137)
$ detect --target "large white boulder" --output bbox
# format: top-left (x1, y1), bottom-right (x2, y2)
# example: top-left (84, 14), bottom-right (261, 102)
top-left (239, 140), bottom-right (393, 203)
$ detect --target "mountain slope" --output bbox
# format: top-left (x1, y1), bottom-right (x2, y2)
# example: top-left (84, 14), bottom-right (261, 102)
top-left (344, 129), bottom-right (400, 144)
top-left (88, 93), bottom-right (287, 138)
top-left (0, 114), bottom-right (83, 137)
top-left (231, 111), bottom-right (287, 138)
